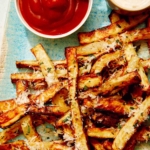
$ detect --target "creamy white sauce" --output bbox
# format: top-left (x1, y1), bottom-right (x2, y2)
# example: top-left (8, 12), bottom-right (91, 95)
top-left (111, 0), bottom-right (150, 10)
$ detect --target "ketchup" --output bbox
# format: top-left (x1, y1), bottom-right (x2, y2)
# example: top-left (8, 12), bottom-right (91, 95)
top-left (18, 0), bottom-right (89, 35)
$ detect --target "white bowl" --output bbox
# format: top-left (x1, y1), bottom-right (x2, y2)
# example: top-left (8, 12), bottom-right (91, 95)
top-left (15, 0), bottom-right (93, 39)
top-left (106, 0), bottom-right (150, 15)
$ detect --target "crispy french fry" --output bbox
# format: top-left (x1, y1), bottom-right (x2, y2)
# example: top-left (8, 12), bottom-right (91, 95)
top-left (66, 47), bottom-right (89, 150)
top-left (76, 27), bottom-right (150, 56)
top-left (78, 74), bottom-right (102, 90)
top-left (0, 99), bottom-right (17, 113)
top-left (112, 96), bottom-right (150, 150)
top-left (79, 71), bottom-right (141, 98)
top-left (31, 44), bottom-right (58, 87)
top-left (124, 44), bottom-right (150, 91)
top-left (94, 96), bottom-right (137, 115)
top-left (29, 105), bottom-right (67, 116)
top-left (11, 72), bottom-right (45, 83)
top-left (87, 127), bottom-right (119, 139)
top-left (91, 50), bottom-right (125, 74)
top-left (0, 104), bottom-right (28, 128)
top-left (16, 60), bottom-right (66, 69)
top-left (78, 13), bottom-right (149, 44)
top-left (31, 82), bottom-right (63, 105)
top-left (21, 115), bottom-right (41, 142)
top-left (0, 119), bottom-right (22, 144)
top-left (52, 88), bottom-right (70, 113)
top-left (16, 80), bottom-right (28, 97)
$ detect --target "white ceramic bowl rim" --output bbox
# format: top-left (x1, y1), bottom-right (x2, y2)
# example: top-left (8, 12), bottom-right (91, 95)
top-left (109, 0), bottom-right (150, 11)
top-left (15, 0), bottom-right (93, 39)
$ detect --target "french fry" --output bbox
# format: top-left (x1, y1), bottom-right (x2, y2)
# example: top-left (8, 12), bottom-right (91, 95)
top-left (11, 72), bottom-right (45, 83)
top-left (0, 104), bottom-right (28, 128)
top-left (0, 119), bottom-right (22, 144)
top-left (31, 44), bottom-right (58, 87)
top-left (76, 27), bottom-right (150, 56)
top-left (79, 71), bottom-right (141, 98)
top-left (87, 127), bottom-right (119, 139)
top-left (16, 60), bottom-right (66, 69)
top-left (78, 74), bottom-right (102, 90)
top-left (94, 96), bottom-right (137, 115)
top-left (52, 88), bottom-right (70, 113)
top-left (29, 105), bottom-right (67, 116)
top-left (78, 13), bottom-right (149, 44)
top-left (66, 47), bottom-right (89, 150)
top-left (91, 50), bottom-right (125, 74)
top-left (0, 99), bottom-right (17, 113)
top-left (112, 96), bottom-right (150, 150)
top-left (124, 44), bottom-right (150, 91)
top-left (31, 82), bottom-right (63, 105)
top-left (16, 80), bottom-right (28, 97)
top-left (21, 115), bottom-right (41, 142)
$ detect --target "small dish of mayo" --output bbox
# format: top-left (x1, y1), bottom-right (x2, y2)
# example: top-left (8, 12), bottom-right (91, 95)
top-left (106, 0), bottom-right (150, 15)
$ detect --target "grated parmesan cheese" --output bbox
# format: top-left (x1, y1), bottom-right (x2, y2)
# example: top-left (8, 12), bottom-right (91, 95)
top-left (15, 91), bottom-right (30, 105)
top-left (45, 73), bottom-right (58, 87)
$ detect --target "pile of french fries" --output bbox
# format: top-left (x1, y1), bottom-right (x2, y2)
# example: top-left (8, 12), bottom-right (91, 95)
top-left (1, 11), bottom-right (150, 150)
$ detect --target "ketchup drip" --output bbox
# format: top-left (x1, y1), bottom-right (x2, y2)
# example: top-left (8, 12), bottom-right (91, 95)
top-left (18, 0), bottom-right (89, 35)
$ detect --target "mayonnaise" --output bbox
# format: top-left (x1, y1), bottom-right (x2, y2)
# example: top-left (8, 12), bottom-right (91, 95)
top-left (110, 0), bottom-right (150, 10)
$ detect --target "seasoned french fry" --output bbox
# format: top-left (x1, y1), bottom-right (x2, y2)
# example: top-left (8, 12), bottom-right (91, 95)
top-left (21, 115), bottom-right (41, 142)
top-left (11, 72), bottom-right (45, 83)
top-left (16, 80), bottom-right (28, 97)
top-left (79, 71), bottom-right (141, 98)
top-left (124, 44), bottom-right (150, 91)
top-left (0, 99), bottom-right (17, 113)
top-left (31, 44), bottom-right (58, 87)
top-left (52, 88), bottom-right (70, 113)
top-left (78, 13), bottom-right (149, 44)
top-left (66, 47), bottom-right (88, 150)
top-left (29, 105), bottom-right (67, 116)
top-left (31, 82), bottom-right (63, 105)
top-left (76, 27), bottom-right (150, 56)
top-left (112, 96), bottom-right (150, 150)
top-left (91, 50), bottom-right (125, 74)
top-left (0, 119), bottom-right (22, 144)
top-left (94, 96), bottom-right (137, 115)
top-left (87, 127), bottom-right (119, 139)
top-left (16, 60), bottom-right (66, 69)
top-left (78, 74), bottom-right (102, 90)
top-left (0, 104), bottom-right (28, 128)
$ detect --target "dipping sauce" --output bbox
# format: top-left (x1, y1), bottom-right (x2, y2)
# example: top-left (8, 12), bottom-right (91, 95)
top-left (18, 0), bottom-right (89, 35)
top-left (111, 0), bottom-right (150, 10)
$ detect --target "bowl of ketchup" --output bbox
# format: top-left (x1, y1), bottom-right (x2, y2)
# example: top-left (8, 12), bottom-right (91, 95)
top-left (15, 0), bottom-right (93, 38)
